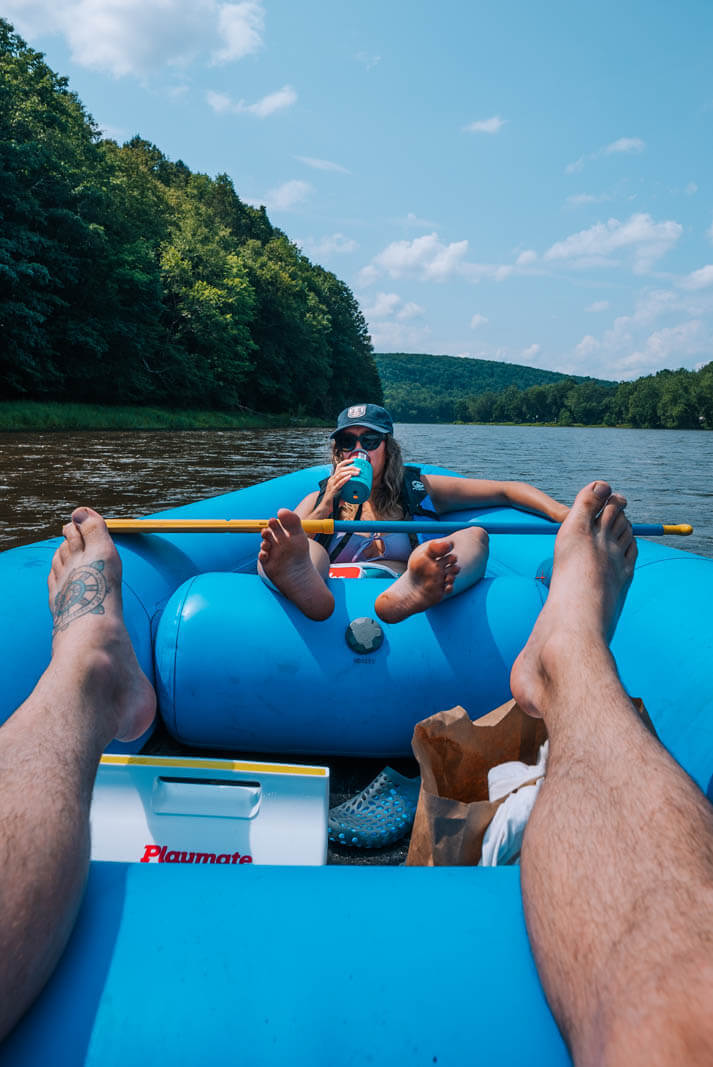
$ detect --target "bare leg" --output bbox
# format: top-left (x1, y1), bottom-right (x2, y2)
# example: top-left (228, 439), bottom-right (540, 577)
top-left (510, 482), bottom-right (713, 1066)
top-left (258, 508), bottom-right (334, 621)
top-left (0, 507), bottom-right (156, 1040)
top-left (374, 527), bottom-right (488, 623)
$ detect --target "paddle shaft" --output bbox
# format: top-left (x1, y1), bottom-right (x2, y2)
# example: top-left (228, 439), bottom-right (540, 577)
top-left (105, 518), bottom-right (693, 537)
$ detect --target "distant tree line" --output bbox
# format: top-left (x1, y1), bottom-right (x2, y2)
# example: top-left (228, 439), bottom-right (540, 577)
top-left (377, 354), bottom-right (713, 429)
top-left (457, 367), bottom-right (713, 428)
top-left (0, 20), bottom-right (380, 414)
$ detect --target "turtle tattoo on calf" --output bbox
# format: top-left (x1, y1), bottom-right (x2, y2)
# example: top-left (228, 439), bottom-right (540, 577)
top-left (52, 560), bottom-right (111, 634)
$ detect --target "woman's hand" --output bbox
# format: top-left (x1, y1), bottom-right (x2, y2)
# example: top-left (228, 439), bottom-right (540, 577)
top-left (311, 458), bottom-right (361, 516)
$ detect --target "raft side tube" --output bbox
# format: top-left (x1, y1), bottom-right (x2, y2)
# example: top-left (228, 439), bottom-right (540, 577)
top-left (154, 572), bottom-right (547, 756)
top-left (612, 554), bottom-right (713, 790)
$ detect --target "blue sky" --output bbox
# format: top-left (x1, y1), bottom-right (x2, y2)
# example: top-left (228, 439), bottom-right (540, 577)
top-left (7, 0), bottom-right (713, 381)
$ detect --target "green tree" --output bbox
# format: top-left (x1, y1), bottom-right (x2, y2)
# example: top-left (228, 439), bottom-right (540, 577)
top-left (311, 267), bottom-right (381, 412)
top-left (159, 177), bottom-right (256, 406)
top-left (656, 370), bottom-right (699, 429)
top-left (627, 376), bottom-right (661, 427)
top-left (0, 19), bottom-right (104, 395)
top-left (239, 237), bottom-right (333, 413)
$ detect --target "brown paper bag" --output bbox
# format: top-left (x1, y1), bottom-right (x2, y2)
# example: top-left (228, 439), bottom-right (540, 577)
top-left (406, 697), bottom-right (655, 866)
top-left (406, 700), bottom-right (545, 866)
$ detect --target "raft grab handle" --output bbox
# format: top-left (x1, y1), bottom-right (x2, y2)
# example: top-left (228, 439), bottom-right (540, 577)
top-left (152, 776), bottom-right (262, 819)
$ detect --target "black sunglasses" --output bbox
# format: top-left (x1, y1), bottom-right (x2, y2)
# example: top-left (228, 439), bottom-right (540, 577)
top-left (334, 430), bottom-right (386, 452)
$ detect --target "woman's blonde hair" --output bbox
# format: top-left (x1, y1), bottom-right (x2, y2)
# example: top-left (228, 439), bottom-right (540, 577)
top-left (331, 434), bottom-right (405, 519)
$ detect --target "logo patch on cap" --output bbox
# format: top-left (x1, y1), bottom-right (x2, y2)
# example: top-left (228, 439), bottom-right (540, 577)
top-left (347, 405), bottom-right (367, 419)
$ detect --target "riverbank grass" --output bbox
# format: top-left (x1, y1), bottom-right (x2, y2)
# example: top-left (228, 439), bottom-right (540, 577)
top-left (0, 402), bottom-right (323, 432)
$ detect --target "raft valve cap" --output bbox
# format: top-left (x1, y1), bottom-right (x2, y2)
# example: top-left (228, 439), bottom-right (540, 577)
top-left (345, 617), bottom-right (384, 654)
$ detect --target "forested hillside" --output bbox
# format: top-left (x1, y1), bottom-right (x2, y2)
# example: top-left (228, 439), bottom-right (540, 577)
top-left (376, 352), bottom-right (713, 429)
top-left (0, 20), bottom-right (381, 415)
top-left (375, 352), bottom-right (604, 421)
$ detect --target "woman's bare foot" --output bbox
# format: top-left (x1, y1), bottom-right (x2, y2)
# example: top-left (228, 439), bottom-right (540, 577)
top-left (374, 537), bottom-right (460, 623)
top-left (510, 481), bottom-right (637, 720)
top-left (47, 507), bottom-right (156, 742)
top-left (258, 508), bottom-right (334, 621)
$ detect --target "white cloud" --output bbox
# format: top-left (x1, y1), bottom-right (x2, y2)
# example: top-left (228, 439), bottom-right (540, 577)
top-left (565, 156), bottom-right (586, 175)
top-left (397, 302), bottom-right (425, 321)
top-left (575, 335), bottom-right (600, 358)
top-left (566, 192), bottom-right (612, 206)
top-left (165, 83), bottom-right (190, 100)
top-left (251, 180), bottom-right (311, 211)
top-left (585, 300), bottom-right (610, 312)
top-left (356, 51), bottom-right (380, 70)
top-left (364, 292), bottom-right (425, 322)
top-left (4, 0), bottom-right (265, 78)
top-left (359, 233), bottom-right (540, 288)
top-left (515, 249), bottom-right (537, 266)
top-left (208, 84), bottom-right (296, 117)
top-left (367, 294), bottom-right (401, 317)
top-left (470, 313), bottom-right (488, 329)
top-left (463, 115), bottom-right (507, 134)
top-left (564, 285), bottom-right (713, 379)
top-left (97, 122), bottom-right (128, 141)
top-left (368, 233), bottom-right (472, 282)
top-left (604, 137), bottom-right (645, 155)
top-left (295, 156), bottom-right (350, 174)
top-left (298, 233), bottom-right (358, 258)
top-left (206, 90), bottom-right (232, 113)
top-left (679, 265), bottom-right (713, 291)
top-left (363, 293), bottom-right (427, 348)
top-left (364, 293), bottom-right (402, 319)
top-left (617, 320), bottom-right (705, 374)
top-left (368, 320), bottom-right (431, 350)
top-left (357, 264), bottom-right (381, 287)
top-left (522, 343), bottom-right (541, 360)
top-left (397, 212), bottom-right (440, 229)
top-left (566, 136), bottom-right (645, 175)
top-left (544, 213), bottom-right (682, 273)
top-left (247, 84), bottom-right (297, 117)
top-left (213, 2), bottom-right (264, 62)
top-left (359, 232), bottom-right (519, 287)
top-left (685, 182), bottom-right (698, 196)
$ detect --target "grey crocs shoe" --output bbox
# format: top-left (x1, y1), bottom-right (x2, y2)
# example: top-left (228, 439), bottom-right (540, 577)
top-left (328, 767), bottom-right (421, 849)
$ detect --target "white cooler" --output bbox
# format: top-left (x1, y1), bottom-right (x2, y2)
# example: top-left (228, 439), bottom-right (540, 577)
top-left (91, 754), bottom-right (329, 866)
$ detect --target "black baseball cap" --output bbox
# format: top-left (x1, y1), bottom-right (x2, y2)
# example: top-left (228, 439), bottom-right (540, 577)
top-left (329, 404), bottom-right (394, 438)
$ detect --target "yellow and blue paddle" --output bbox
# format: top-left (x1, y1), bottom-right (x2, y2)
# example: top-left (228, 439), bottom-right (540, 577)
top-left (105, 518), bottom-right (693, 537)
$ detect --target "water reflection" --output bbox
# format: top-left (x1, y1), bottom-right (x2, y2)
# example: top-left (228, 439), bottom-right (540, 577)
top-left (0, 425), bottom-right (711, 558)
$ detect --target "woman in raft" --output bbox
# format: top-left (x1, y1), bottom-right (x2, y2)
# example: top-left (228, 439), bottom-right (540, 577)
top-left (258, 403), bottom-right (569, 622)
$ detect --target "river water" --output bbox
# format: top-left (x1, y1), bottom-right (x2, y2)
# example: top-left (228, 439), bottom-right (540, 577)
top-left (0, 424), bottom-right (711, 558)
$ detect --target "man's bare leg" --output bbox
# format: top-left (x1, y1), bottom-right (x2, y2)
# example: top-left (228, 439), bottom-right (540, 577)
top-left (258, 508), bottom-right (334, 621)
top-left (375, 527), bottom-right (488, 623)
top-left (0, 507), bottom-right (156, 1040)
top-left (510, 482), bottom-right (713, 1066)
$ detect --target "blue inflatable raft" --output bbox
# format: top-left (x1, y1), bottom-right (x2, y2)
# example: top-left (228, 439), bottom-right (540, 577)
top-left (1, 464), bottom-right (712, 1065)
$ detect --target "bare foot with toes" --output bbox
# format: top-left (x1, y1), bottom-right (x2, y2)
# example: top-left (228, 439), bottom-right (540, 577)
top-left (510, 481), bottom-right (637, 719)
top-left (258, 508), bottom-right (334, 621)
top-left (47, 507), bottom-right (156, 742)
top-left (375, 537), bottom-right (460, 623)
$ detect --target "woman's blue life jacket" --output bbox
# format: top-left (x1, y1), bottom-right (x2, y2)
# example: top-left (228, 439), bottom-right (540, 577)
top-left (313, 465), bottom-right (439, 563)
